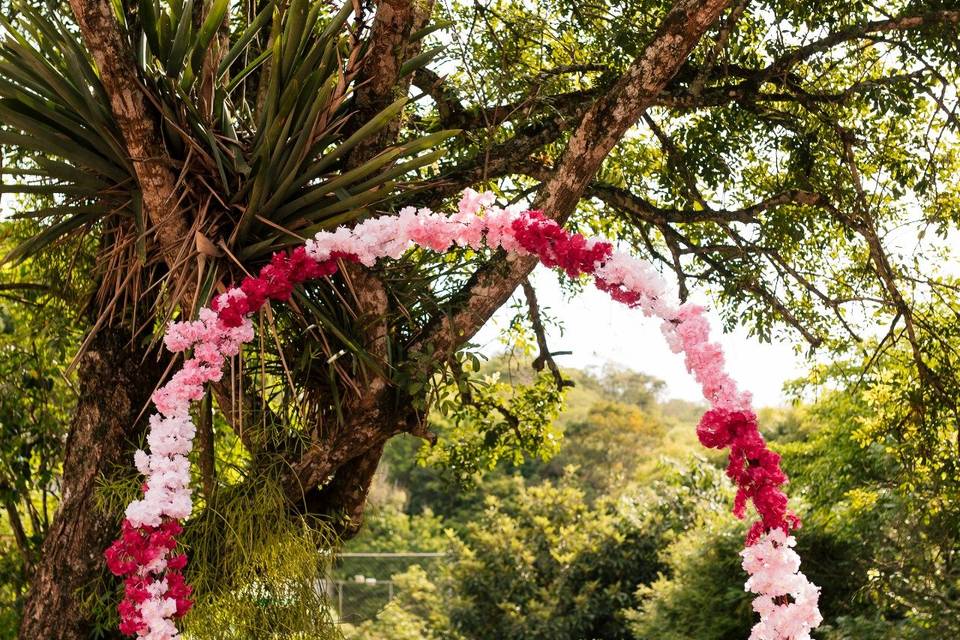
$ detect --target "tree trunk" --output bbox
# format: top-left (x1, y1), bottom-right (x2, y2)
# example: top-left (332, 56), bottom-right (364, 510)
top-left (19, 328), bottom-right (167, 640)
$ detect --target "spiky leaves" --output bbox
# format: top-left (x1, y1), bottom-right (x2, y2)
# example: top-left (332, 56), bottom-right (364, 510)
top-left (0, 0), bottom-right (456, 424)
top-left (1, 0), bottom-right (455, 306)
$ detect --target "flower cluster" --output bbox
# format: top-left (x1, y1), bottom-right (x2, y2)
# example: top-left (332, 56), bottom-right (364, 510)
top-left (108, 189), bottom-right (819, 640)
top-left (213, 247), bottom-right (347, 328)
top-left (704, 408), bottom-right (802, 542)
top-left (741, 529), bottom-right (823, 640)
top-left (105, 520), bottom-right (191, 637)
top-left (105, 301), bottom-right (257, 638)
top-left (508, 210), bottom-right (613, 276)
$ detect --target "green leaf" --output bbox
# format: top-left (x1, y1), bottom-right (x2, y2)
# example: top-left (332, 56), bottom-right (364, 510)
top-left (138, 0), bottom-right (162, 57)
top-left (284, 97), bottom-right (410, 194)
top-left (225, 48), bottom-right (271, 93)
top-left (296, 183), bottom-right (395, 227)
top-left (280, 0), bottom-right (310, 79)
top-left (399, 46), bottom-right (444, 78)
top-left (165, 0), bottom-right (194, 77)
top-left (410, 20), bottom-right (454, 42)
top-left (0, 131), bottom-right (127, 184)
top-left (217, 0), bottom-right (275, 79)
top-left (316, 1), bottom-right (354, 44)
top-left (270, 147), bottom-right (403, 219)
top-left (157, 10), bottom-right (172, 61)
top-left (397, 130), bottom-right (462, 157)
top-left (191, 0), bottom-right (230, 74)
top-left (348, 148), bottom-right (446, 194)
top-left (2, 209), bottom-right (104, 264)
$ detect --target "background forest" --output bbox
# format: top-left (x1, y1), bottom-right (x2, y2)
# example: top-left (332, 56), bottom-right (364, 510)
top-left (334, 355), bottom-right (960, 640)
top-left (1, 0), bottom-right (959, 638)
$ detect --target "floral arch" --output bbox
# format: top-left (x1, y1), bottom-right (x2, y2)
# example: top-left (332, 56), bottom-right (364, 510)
top-left (104, 191), bottom-right (822, 640)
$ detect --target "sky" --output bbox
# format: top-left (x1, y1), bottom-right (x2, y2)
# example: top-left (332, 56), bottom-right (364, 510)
top-left (473, 265), bottom-right (809, 408)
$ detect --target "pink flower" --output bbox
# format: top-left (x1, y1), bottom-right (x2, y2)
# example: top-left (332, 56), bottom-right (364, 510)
top-left (457, 188), bottom-right (496, 216)
top-left (742, 530), bottom-right (822, 640)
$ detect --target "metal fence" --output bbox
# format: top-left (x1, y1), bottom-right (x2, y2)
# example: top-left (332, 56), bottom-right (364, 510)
top-left (325, 552), bottom-right (447, 624)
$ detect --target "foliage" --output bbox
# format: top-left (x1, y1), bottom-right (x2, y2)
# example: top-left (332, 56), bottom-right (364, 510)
top-left (182, 478), bottom-right (340, 640)
top-left (0, 0), bottom-right (451, 262)
top-left (346, 370), bottom-right (737, 640)
top-left (440, 476), bottom-right (649, 640)
top-left (427, 0), bottom-right (960, 374)
top-left (342, 565), bottom-right (450, 640)
top-left (420, 367), bottom-right (565, 481)
top-left (780, 309), bottom-right (960, 638)
top-left (0, 221), bottom-right (85, 632)
top-left (625, 515), bottom-right (754, 640)
top-left (533, 400), bottom-right (664, 500)
top-left (342, 338), bottom-right (960, 639)
top-left (0, 0), bottom-right (457, 422)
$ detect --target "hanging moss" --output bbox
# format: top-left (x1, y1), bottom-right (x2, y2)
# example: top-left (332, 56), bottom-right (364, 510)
top-left (180, 476), bottom-right (341, 639)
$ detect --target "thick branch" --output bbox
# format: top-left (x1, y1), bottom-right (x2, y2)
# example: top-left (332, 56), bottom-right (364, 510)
top-left (413, 9), bottom-right (959, 133)
top-left (346, 0), bottom-right (432, 166)
top-left (414, 0), bottom-right (732, 359)
top-left (763, 10), bottom-right (960, 82)
top-left (303, 442), bottom-right (386, 538)
top-left (68, 0), bottom-right (193, 277)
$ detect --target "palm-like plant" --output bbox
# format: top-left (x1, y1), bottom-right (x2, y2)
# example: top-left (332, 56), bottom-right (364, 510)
top-left (2, 0), bottom-right (452, 316)
top-left (1, 0), bottom-right (462, 463)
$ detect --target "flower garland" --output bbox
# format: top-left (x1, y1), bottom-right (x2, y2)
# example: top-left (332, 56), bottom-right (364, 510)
top-left (105, 190), bottom-right (821, 640)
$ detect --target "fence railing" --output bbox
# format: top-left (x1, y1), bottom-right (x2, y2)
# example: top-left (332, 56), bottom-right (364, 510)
top-left (326, 551), bottom-right (448, 623)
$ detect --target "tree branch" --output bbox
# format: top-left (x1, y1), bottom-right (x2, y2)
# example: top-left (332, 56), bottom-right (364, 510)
top-left (521, 278), bottom-right (572, 391)
top-left (302, 441), bottom-right (386, 538)
top-left (412, 0), bottom-right (732, 361)
top-left (414, 66), bottom-right (606, 131)
top-left (416, 110), bottom-right (585, 207)
top-left (587, 182), bottom-right (831, 224)
top-left (68, 0), bottom-right (194, 282)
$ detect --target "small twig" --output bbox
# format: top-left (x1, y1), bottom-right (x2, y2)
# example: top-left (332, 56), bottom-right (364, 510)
top-left (521, 278), bottom-right (573, 390)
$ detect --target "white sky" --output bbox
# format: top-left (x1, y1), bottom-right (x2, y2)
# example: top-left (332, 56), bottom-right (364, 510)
top-left (473, 265), bottom-right (808, 408)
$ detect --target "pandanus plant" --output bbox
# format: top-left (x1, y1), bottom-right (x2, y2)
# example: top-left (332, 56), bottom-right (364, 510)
top-left (1, 0), bottom-right (451, 310)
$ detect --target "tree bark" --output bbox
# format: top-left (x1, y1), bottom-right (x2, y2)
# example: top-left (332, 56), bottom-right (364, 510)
top-left (282, 0), bottom-right (435, 537)
top-left (67, 0), bottom-right (193, 279)
top-left (18, 328), bottom-right (166, 640)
